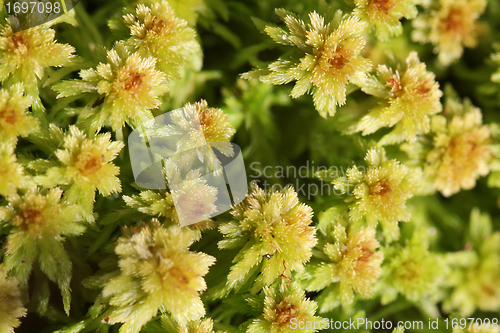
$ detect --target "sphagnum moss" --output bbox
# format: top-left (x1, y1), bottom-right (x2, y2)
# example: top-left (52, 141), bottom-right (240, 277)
top-left (243, 10), bottom-right (372, 118)
top-left (453, 324), bottom-right (500, 333)
top-left (402, 87), bottom-right (496, 197)
top-left (88, 221), bottom-right (215, 332)
top-left (54, 43), bottom-right (169, 133)
top-left (246, 281), bottom-right (321, 333)
top-left (444, 209), bottom-right (500, 316)
top-left (353, 0), bottom-right (420, 41)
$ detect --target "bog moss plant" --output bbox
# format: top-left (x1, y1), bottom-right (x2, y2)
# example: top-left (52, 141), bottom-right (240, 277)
top-left (0, 0), bottom-right (499, 332)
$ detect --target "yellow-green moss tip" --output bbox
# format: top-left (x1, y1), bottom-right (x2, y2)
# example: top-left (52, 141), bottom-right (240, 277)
top-left (219, 183), bottom-right (317, 293)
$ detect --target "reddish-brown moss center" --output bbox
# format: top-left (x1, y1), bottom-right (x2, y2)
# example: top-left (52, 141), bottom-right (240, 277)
top-left (275, 298), bottom-right (299, 325)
